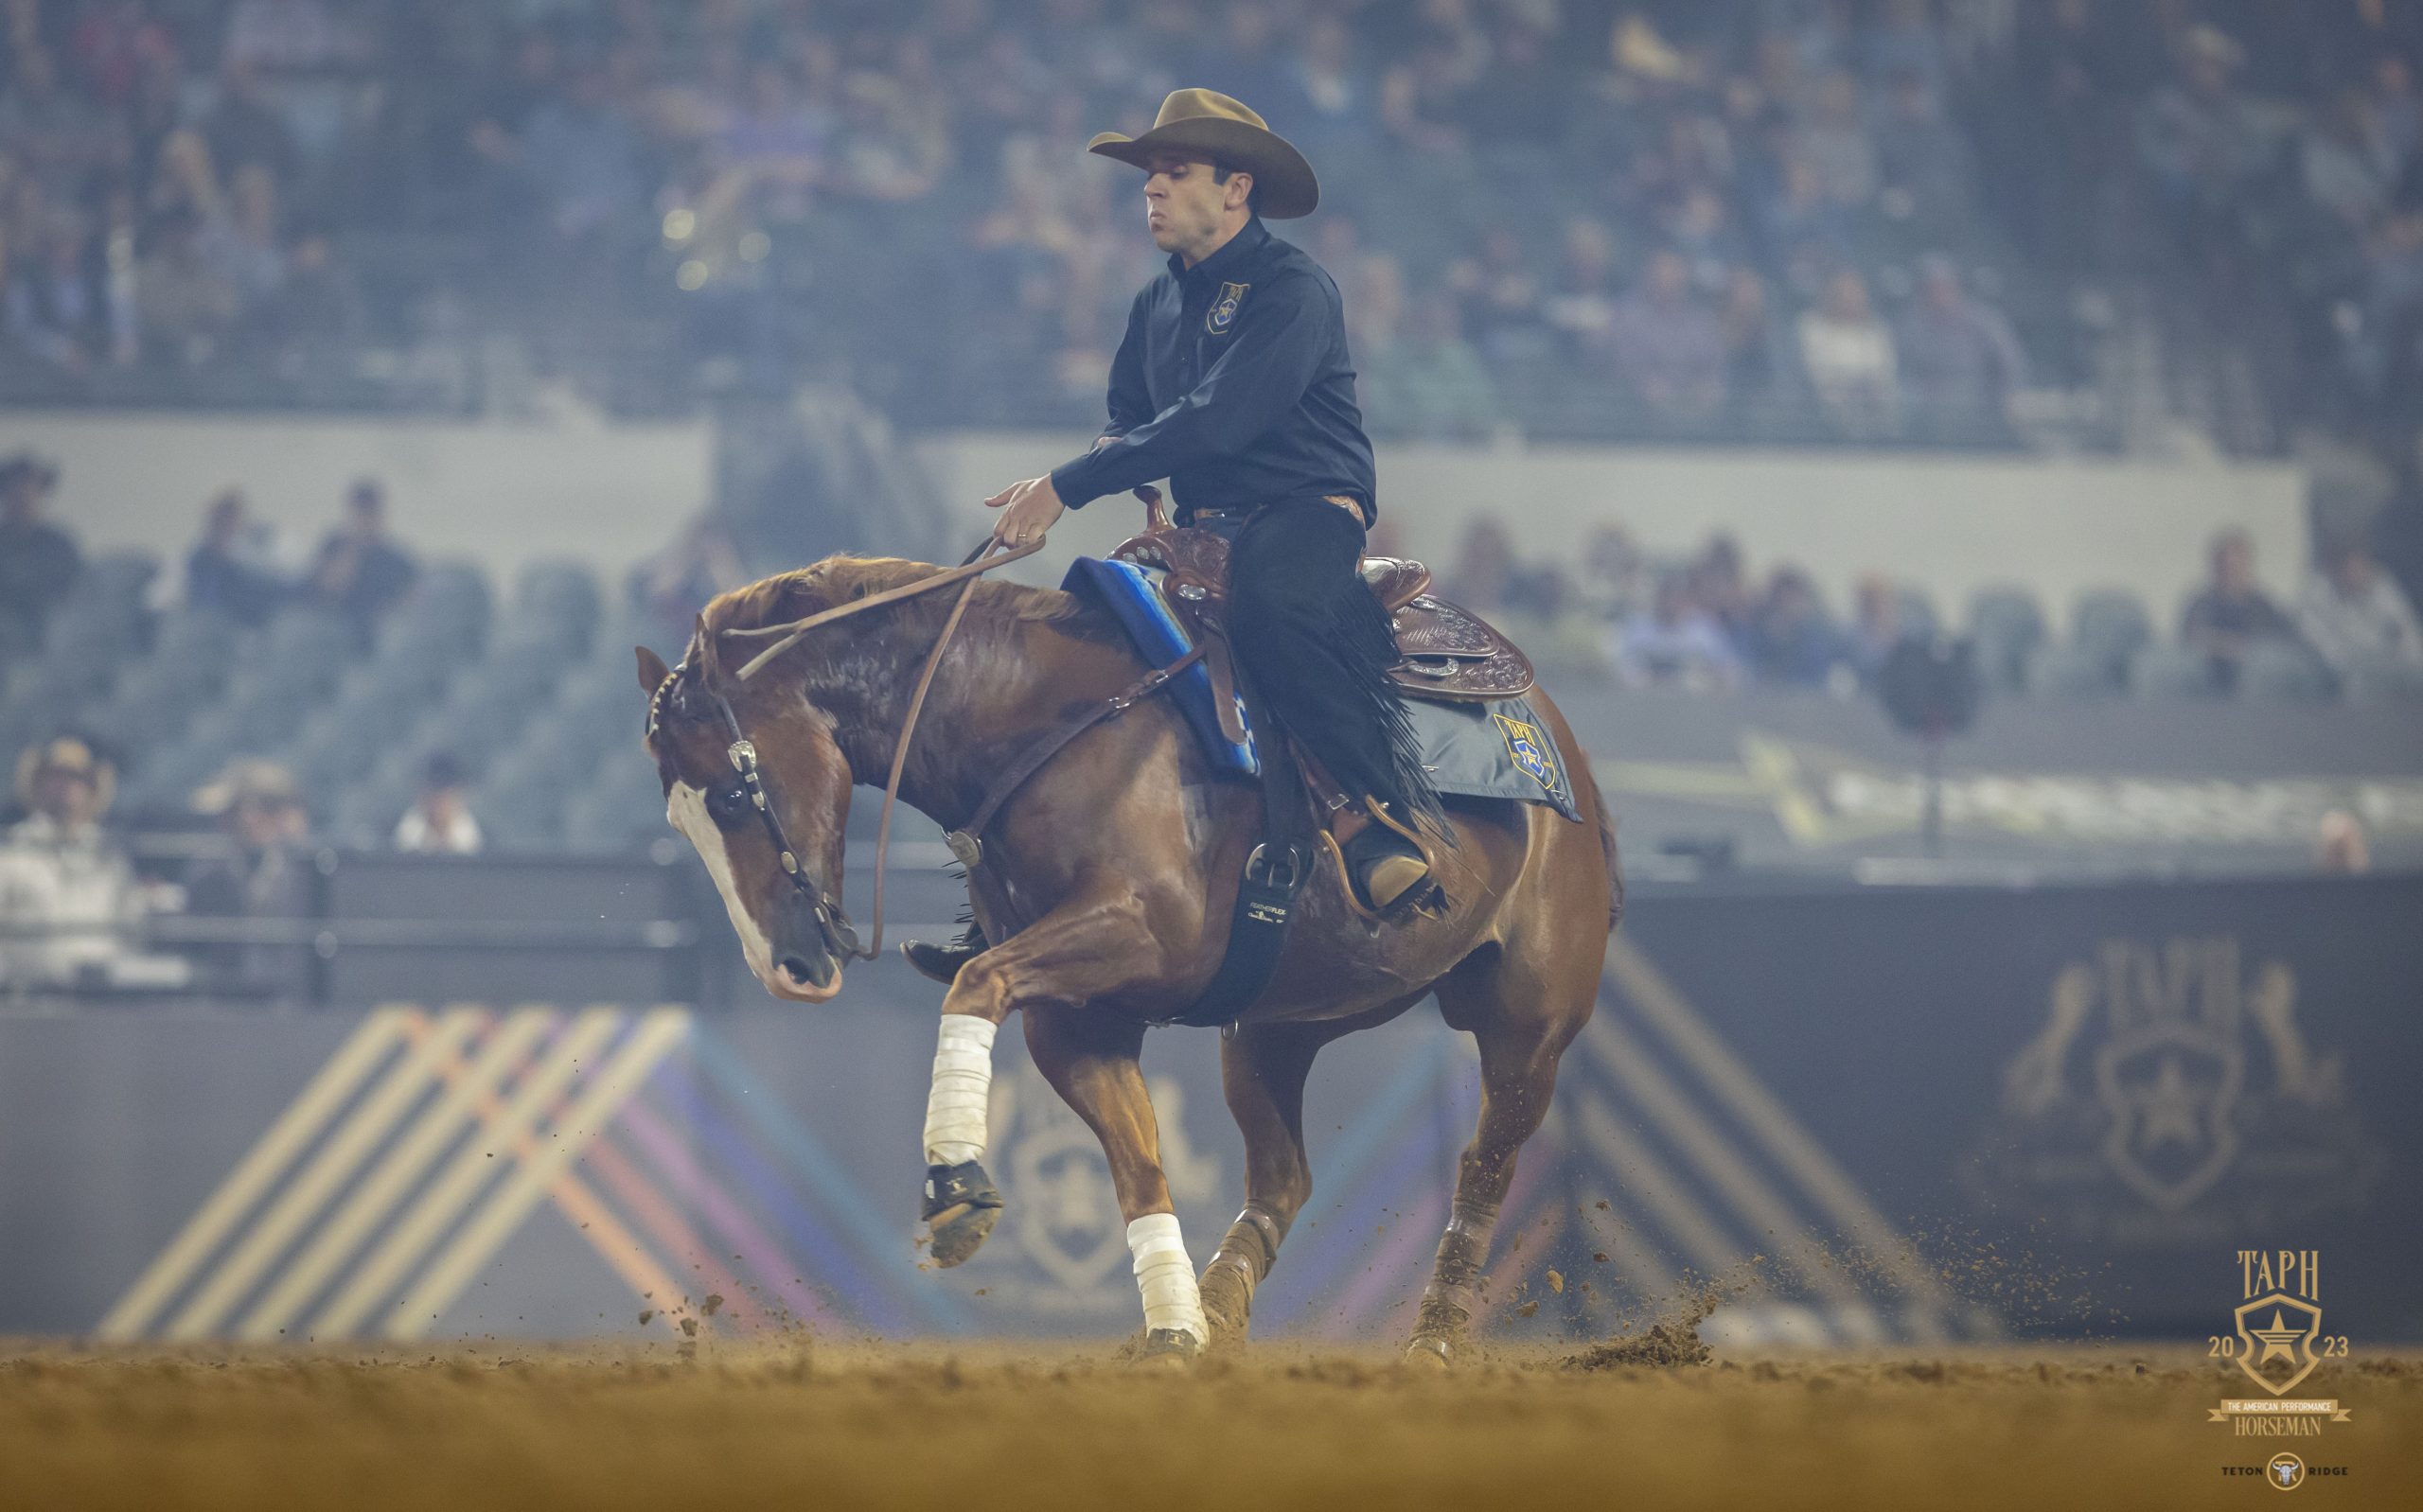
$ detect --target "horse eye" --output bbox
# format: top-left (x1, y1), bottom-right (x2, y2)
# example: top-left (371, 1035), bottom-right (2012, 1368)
top-left (706, 783), bottom-right (753, 827)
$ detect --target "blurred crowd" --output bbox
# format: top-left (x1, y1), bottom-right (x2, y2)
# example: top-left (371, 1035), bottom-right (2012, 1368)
top-left (0, 446), bottom-right (502, 991)
top-left (13, 3), bottom-right (2423, 993)
top-left (1, 448), bottom-right (421, 653)
top-left (0, 0), bottom-right (2062, 440)
top-left (0, 1), bottom-right (2391, 452)
top-left (1434, 509), bottom-right (2422, 696)
top-left (7, 424), bottom-right (2419, 993)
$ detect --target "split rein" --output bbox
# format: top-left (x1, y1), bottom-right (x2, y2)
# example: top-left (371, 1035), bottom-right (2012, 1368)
top-left (703, 534), bottom-right (1045, 966)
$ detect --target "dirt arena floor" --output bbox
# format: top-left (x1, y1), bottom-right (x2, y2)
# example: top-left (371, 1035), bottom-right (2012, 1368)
top-left (4, 1333), bottom-right (2415, 1512)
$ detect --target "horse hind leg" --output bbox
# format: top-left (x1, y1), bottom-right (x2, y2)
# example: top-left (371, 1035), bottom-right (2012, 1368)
top-left (1407, 949), bottom-right (1593, 1367)
top-left (1201, 1001), bottom-right (1418, 1348)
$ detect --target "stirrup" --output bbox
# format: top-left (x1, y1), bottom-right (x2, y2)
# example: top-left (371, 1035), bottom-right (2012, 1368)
top-left (901, 923), bottom-right (987, 985)
top-left (1342, 823), bottom-right (1431, 912)
top-left (1318, 794), bottom-right (1437, 918)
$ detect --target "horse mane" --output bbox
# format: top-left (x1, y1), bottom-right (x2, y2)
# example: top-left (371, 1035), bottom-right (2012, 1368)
top-left (688, 554), bottom-right (1105, 673)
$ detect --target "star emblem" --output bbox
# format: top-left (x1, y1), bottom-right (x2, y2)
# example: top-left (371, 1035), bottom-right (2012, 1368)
top-left (2135, 1055), bottom-right (2203, 1150)
top-left (2250, 1309), bottom-right (2305, 1365)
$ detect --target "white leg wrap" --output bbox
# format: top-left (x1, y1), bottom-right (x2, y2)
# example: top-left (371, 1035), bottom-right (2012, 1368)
top-left (922, 1015), bottom-right (997, 1168)
top-left (1127, 1212), bottom-right (1208, 1345)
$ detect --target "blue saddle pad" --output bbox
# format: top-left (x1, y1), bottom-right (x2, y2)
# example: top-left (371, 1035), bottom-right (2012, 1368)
top-left (1062, 556), bottom-right (1582, 821)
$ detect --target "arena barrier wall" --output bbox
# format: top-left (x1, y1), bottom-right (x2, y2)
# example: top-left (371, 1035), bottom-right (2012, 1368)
top-left (923, 431), bottom-right (2308, 638)
top-left (2, 873), bottom-right (2414, 1345)
top-left (22, 409), bottom-right (715, 587)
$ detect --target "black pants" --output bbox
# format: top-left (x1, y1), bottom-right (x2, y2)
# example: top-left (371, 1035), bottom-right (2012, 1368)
top-left (1220, 498), bottom-right (1442, 826)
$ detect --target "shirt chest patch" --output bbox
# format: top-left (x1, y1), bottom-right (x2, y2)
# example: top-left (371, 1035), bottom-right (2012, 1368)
top-left (1206, 280), bottom-right (1249, 334)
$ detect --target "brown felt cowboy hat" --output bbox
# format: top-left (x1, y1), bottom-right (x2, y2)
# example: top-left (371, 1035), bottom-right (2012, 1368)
top-left (1088, 88), bottom-right (1319, 220)
top-left (14, 735), bottom-right (115, 816)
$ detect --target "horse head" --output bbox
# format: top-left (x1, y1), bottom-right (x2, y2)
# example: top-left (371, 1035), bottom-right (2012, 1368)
top-left (637, 566), bottom-right (886, 1002)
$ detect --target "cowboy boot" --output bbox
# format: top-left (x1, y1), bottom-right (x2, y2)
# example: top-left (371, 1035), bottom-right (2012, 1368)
top-left (901, 923), bottom-right (989, 984)
top-left (1336, 798), bottom-right (1433, 912)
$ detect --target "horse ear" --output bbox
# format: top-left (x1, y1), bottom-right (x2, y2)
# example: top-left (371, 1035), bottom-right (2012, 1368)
top-left (635, 645), bottom-right (671, 694)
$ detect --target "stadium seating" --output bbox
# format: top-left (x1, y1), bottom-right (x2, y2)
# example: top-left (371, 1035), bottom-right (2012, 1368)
top-left (2238, 640), bottom-right (2339, 703)
top-left (1965, 585), bottom-right (2048, 691)
top-left (4, 544), bottom-right (2414, 854)
top-left (2130, 642), bottom-right (2220, 699)
top-left (2068, 589), bottom-right (2155, 687)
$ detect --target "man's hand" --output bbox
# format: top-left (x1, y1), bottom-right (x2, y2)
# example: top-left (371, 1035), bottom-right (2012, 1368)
top-left (985, 474), bottom-right (1065, 547)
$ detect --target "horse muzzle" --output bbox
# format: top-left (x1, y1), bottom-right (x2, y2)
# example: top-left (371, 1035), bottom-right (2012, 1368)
top-left (769, 948), bottom-right (844, 1002)
top-left (764, 888), bottom-right (858, 1002)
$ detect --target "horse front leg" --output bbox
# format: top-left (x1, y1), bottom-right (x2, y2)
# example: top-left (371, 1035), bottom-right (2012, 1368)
top-left (918, 887), bottom-right (1162, 1269)
top-left (1024, 1004), bottom-right (1207, 1363)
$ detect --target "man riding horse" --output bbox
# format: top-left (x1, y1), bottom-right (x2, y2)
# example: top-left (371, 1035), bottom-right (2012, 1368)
top-left (637, 89), bottom-right (1618, 1363)
top-left (908, 89), bottom-right (1441, 984)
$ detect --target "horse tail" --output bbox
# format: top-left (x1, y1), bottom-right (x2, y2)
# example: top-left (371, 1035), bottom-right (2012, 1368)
top-left (1591, 778), bottom-right (1624, 932)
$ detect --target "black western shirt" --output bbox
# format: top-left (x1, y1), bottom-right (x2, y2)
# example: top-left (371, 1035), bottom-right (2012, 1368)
top-left (1048, 216), bottom-right (1378, 526)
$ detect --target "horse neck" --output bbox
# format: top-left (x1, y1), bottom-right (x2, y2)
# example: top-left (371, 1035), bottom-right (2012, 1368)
top-left (798, 582), bottom-right (1060, 831)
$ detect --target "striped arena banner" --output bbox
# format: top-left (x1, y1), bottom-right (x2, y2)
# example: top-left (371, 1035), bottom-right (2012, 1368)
top-left (100, 1008), bottom-right (688, 1342)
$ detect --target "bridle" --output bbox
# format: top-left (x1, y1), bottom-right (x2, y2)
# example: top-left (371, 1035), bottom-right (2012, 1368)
top-left (653, 535), bottom-right (1044, 966)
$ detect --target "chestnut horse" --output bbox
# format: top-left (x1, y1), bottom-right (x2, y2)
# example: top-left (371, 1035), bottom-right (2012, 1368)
top-left (636, 549), bottom-right (1618, 1364)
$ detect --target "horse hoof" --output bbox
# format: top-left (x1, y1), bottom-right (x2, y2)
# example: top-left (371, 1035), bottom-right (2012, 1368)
top-left (926, 1202), bottom-right (999, 1268)
top-left (922, 1160), bottom-right (1003, 1268)
top-left (1134, 1327), bottom-right (1203, 1369)
top-left (1198, 1262), bottom-right (1254, 1349)
top-left (1403, 1336), bottom-right (1455, 1370)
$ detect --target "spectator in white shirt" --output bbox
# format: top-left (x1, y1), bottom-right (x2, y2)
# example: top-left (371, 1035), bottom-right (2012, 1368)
top-left (0, 737), bottom-right (148, 987)
top-left (394, 751), bottom-right (482, 854)
top-left (1797, 268), bottom-right (1900, 440)
top-left (2297, 541), bottom-right (2423, 675)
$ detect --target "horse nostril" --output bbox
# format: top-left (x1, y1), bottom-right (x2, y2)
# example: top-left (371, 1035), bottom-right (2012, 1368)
top-left (779, 953), bottom-right (836, 990)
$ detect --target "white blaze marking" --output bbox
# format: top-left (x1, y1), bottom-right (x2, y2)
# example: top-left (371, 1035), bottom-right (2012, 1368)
top-left (668, 782), bottom-right (773, 979)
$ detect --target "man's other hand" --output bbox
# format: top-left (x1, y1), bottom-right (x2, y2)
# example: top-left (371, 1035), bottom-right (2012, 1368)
top-left (985, 474), bottom-right (1066, 547)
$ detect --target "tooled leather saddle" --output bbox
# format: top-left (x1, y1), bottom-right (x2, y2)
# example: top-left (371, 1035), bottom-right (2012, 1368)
top-left (1104, 494), bottom-right (1534, 753)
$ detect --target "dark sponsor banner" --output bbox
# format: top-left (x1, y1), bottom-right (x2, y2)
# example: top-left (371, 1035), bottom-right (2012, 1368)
top-left (2, 875), bottom-right (2414, 1344)
top-left (1566, 687), bottom-right (2423, 872)
top-left (1617, 873), bottom-right (2421, 1340)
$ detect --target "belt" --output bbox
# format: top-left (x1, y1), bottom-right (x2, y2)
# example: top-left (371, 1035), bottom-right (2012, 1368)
top-left (1190, 495), bottom-right (1367, 523)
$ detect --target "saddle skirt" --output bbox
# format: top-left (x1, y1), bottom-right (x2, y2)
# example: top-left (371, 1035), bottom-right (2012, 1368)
top-left (1061, 531), bottom-right (1581, 821)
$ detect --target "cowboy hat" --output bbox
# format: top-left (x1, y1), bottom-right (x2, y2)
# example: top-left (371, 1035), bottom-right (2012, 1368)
top-left (1088, 88), bottom-right (1319, 220)
top-left (2182, 26), bottom-right (2243, 71)
top-left (192, 758), bottom-right (303, 817)
top-left (14, 735), bottom-right (115, 815)
top-left (0, 450), bottom-right (60, 491)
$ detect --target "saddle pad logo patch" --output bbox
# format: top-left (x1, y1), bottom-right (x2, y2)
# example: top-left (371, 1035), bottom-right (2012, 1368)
top-left (1207, 281), bottom-right (1249, 334)
top-left (1492, 712), bottom-right (1559, 794)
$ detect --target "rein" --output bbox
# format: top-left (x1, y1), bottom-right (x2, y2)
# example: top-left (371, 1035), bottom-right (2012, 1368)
top-left (702, 535), bottom-right (1044, 965)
